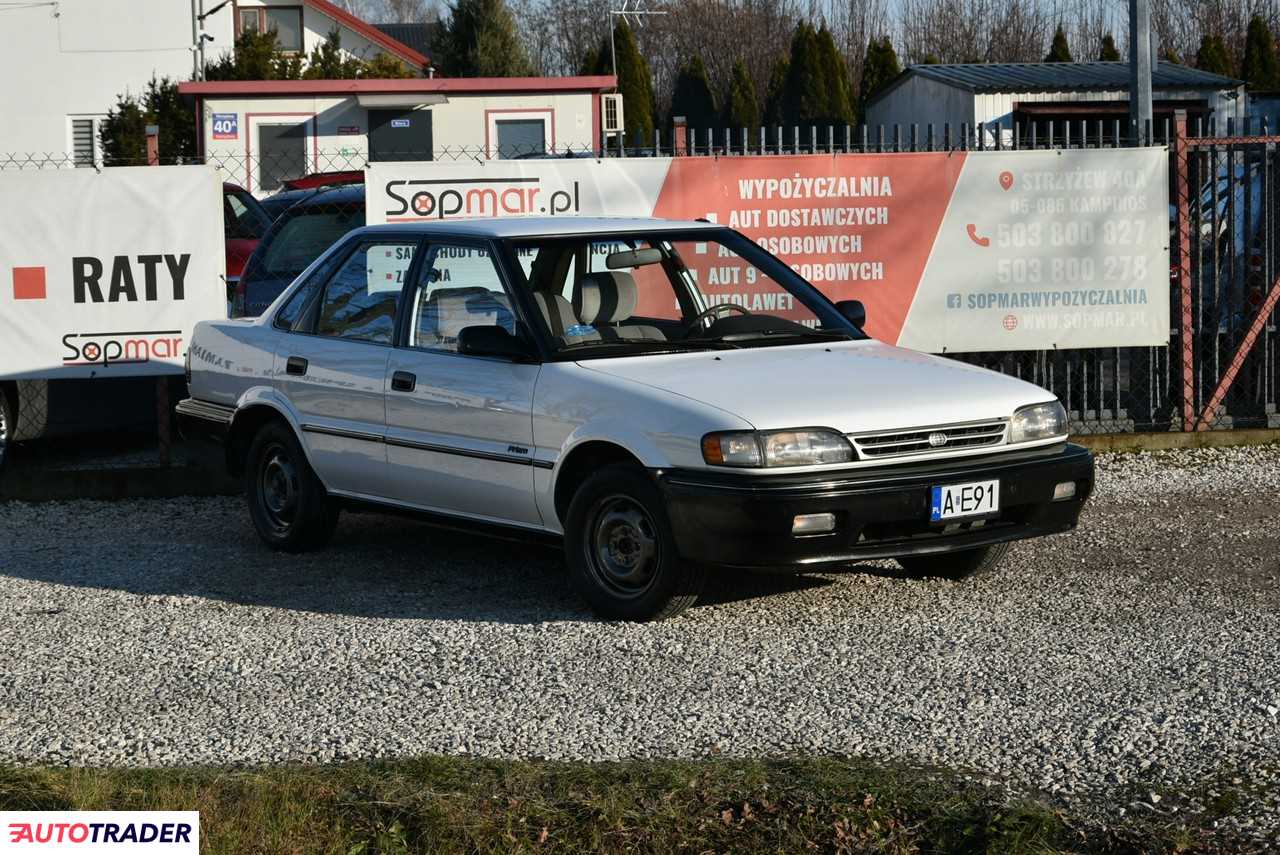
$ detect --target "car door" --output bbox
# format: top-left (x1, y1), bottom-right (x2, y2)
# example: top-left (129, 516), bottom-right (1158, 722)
top-left (273, 236), bottom-right (418, 498)
top-left (383, 239), bottom-right (543, 526)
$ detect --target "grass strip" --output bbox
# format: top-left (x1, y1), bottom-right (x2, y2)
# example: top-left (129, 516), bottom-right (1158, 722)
top-left (0, 756), bottom-right (1252, 853)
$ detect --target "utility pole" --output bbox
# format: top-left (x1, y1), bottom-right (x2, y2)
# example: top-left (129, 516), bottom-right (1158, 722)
top-left (1128, 0), bottom-right (1153, 145)
top-left (190, 0), bottom-right (201, 80)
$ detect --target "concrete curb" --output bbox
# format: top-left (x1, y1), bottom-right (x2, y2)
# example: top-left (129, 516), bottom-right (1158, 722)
top-left (1075, 428), bottom-right (1280, 453)
top-left (0, 463), bottom-right (240, 501)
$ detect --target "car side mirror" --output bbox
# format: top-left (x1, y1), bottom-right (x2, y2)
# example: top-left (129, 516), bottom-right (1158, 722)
top-left (836, 299), bottom-right (866, 328)
top-left (457, 325), bottom-right (536, 362)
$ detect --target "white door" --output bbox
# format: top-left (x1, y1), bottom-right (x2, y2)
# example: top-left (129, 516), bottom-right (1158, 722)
top-left (383, 240), bottom-right (543, 526)
top-left (273, 237), bottom-right (417, 497)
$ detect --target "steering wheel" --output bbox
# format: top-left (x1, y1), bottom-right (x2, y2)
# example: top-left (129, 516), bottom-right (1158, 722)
top-left (683, 303), bottom-right (751, 336)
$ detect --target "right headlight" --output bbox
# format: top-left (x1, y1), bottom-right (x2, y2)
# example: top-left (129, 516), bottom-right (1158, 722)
top-left (702, 429), bottom-right (854, 467)
top-left (1010, 400), bottom-right (1068, 443)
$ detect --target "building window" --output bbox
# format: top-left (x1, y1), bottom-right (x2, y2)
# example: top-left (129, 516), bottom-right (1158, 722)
top-left (236, 5), bottom-right (303, 52)
top-left (69, 117), bottom-right (101, 168)
top-left (256, 121), bottom-right (309, 192)
top-left (494, 118), bottom-right (547, 159)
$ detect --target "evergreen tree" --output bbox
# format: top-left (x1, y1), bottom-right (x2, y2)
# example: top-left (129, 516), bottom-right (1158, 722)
top-left (669, 54), bottom-right (717, 130)
top-left (99, 77), bottom-right (196, 165)
top-left (364, 53), bottom-right (415, 78)
top-left (1242, 15), bottom-right (1279, 89)
top-left (763, 56), bottom-right (789, 126)
top-left (435, 0), bottom-right (535, 76)
top-left (1195, 33), bottom-right (1233, 77)
top-left (922, 53), bottom-right (941, 64)
top-left (579, 45), bottom-right (602, 76)
top-left (204, 29), bottom-right (302, 80)
top-left (723, 58), bottom-right (760, 129)
top-left (1161, 47), bottom-right (1182, 65)
top-left (1045, 24), bottom-right (1073, 62)
top-left (609, 22), bottom-right (656, 143)
top-left (815, 24), bottom-right (855, 124)
top-left (859, 36), bottom-right (901, 120)
top-left (779, 22), bottom-right (828, 126)
top-left (1098, 33), bottom-right (1121, 61)
top-left (303, 30), bottom-right (365, 79)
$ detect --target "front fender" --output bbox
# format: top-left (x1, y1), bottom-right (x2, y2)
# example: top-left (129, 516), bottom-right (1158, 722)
top-left (555, 418), bottom-right (692, 470)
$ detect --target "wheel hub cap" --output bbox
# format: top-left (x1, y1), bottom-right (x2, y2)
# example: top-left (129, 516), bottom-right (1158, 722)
top-left (589, 496), bottom-right (659, 596)
top-left (259, 446), bottom-right (298, 531)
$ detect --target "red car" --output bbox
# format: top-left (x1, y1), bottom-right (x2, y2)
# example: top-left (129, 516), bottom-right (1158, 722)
top-left (222, 183), bottom-right (273, 300)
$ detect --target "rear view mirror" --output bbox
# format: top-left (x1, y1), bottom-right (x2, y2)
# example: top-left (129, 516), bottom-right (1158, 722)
top-left (457, 325), bottom-right (536, 362)
top-left (836, 299), bottom-right (866, 328)
top-left (606, 248), bottom-right (663, 269)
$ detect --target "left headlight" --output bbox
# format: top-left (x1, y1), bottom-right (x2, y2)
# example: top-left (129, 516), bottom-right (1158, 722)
top-left (702, 429), bottom-right (854, 467)
top-left (1010, 400), bottom-right (1068, 443)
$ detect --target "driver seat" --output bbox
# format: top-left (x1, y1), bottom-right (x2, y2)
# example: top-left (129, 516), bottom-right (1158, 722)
top-left (572, 272), bottom-right (666, 341)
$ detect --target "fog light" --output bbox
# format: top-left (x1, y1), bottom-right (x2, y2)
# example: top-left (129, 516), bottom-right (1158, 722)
top-left (1053, 481), bottom-right (1076, 501)
top-left (792, 512), bottom-right (836, 534)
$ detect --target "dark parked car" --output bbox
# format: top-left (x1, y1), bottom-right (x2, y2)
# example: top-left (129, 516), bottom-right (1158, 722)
top-left (259, 171), bottom-right (364, 221)
top-left (223, 183), bottom-right (272, 298)
top-left (233, 185), bottom-right (366, 317)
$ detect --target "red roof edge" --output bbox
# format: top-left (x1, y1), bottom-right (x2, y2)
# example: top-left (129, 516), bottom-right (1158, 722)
top-left (304, 0), bottom-right (430, 69)
top-left (178, 76), bottom-right (618, 96)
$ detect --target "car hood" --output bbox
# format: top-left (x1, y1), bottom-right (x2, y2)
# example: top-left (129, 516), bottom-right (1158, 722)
top-left (575, 339), bottom-right (1055, 434)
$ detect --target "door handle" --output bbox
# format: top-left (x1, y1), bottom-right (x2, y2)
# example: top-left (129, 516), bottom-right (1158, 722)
top-left (285, 356), bottom-right (308, 376)
top-left (391, 370), bottom-right (416, 392)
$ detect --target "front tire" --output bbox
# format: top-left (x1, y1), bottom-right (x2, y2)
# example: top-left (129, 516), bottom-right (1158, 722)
top-left (244, 420), bottom-right (338, 552)
top-left (564, 464), bottom-right (705, 621)
top-left (896, 543), bottom-right (1009, 581)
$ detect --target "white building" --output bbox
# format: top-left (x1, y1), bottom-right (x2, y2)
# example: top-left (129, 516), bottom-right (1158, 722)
top-left (180, 76), bottom-right (620, 194)
top-left (866, 62), bottom-right (1246, 142)
top-left (0, 0), bottom-right (427, 159)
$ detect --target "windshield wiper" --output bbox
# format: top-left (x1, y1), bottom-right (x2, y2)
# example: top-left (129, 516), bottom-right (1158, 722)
top-left (556, 338), bottom-right (740, 355)
top-left (694, 327), bottom-right (856, 344)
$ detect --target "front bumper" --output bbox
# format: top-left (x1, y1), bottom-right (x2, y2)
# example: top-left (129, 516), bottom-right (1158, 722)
top-left (656, 442), bottom-right (1094, 570)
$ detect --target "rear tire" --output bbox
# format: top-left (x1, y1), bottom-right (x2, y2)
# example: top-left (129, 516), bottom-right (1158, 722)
top-left (564, 464), bottom-right (705, 621)
top-left (896, 543), bottom-right (1009, 581)
top-left (244, 420), bottom-right (338, 552)
top-left (0, 384), bottom-right (13, 471)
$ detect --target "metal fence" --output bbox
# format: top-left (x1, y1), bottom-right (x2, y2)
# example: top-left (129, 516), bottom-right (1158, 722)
top-left (3, 116), bottom-right (1278, 442)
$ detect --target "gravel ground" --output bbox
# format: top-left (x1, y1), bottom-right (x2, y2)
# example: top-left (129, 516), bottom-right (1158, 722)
top-left (1, 445), bottom-right (1278, 837)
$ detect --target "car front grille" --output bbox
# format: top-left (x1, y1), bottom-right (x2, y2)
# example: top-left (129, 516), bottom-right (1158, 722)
top-left (850, 420), bottom-right (1007, 460)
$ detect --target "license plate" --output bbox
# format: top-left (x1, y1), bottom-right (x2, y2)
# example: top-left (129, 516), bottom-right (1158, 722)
top-left (930, 480), bottom-right (1000, 521)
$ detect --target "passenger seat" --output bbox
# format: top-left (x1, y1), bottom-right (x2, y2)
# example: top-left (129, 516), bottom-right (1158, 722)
top-left (571, 272), bottom-right (666, 341)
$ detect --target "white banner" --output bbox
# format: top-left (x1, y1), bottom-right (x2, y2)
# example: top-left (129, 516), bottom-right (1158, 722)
top-left (0, 167), bottom-right (225, 379)
top-left (366, 149), bottom-right (1169, 352)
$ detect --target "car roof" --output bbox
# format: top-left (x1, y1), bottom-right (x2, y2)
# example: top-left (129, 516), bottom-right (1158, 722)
top-left (286, 184), bottom-right (366, 207)
top-left (352, 216), bottom-right (722, 239)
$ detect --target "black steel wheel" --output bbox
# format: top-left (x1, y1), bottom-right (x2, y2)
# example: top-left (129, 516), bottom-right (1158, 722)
top-left (244, 420), bottom-right (338, 552)
top-left (565, 463), bottom-right (704, 621)
top-left (0, 384), bottom-right (14, 472)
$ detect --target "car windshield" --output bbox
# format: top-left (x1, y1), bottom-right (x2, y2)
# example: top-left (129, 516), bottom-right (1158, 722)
top-left (257, 207), bottom-right (364, 278)
top-left (503, 228), bottom-right (863, 357)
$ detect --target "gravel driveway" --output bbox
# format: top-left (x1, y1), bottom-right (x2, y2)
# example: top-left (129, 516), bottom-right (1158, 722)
top-left (1, 446), bottom-right (1278, 833)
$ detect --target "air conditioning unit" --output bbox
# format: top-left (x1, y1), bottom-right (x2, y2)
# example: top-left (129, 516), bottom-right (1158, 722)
top-left (601, 94), bottom-right (625, 135)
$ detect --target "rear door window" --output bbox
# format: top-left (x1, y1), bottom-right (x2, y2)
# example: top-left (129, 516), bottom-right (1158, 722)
top-left (313, 240), bottom-right (416, 344)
